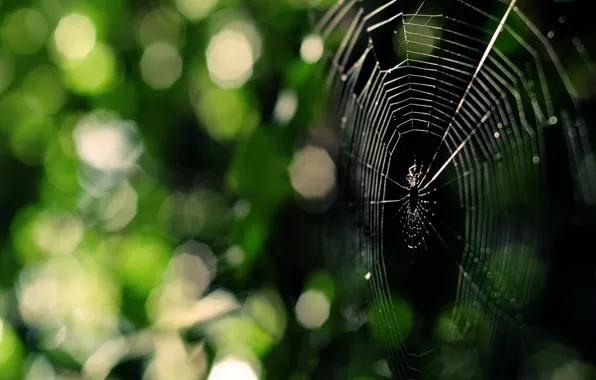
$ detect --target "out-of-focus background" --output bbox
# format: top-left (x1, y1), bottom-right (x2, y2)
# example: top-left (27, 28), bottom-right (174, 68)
top-left (0, 0), bottom-right (353, 378)
top-left (1, 0), bottom-right (596, 379)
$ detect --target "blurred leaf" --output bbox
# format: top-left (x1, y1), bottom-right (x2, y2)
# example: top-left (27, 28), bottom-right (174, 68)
top-left (0, 319), bottom-right (24, 378)
top-left (230, 210), bottom-right (268, 264)
top-left (244, 289), bottom-right (288, 341)
top-left (227, 127), bottom-right (292, 208)
top-left (60, 43), bottom-right (119, 96)
top-left (118, 232), bottom-right (171, 298)
top-left (195, 86), bottom-right (260, 143)
top-left (306, 270), bottom-right (336, 304)
top-left (208, 315), bottom-right (275, 357)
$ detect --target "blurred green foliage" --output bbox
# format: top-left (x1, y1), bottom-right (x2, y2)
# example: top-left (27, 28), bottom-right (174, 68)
top-left (0, 0), bottom-right (386, 378)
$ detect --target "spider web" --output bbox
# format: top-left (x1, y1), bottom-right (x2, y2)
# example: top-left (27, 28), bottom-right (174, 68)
top-left (315, 0), bottom-right (596, 378)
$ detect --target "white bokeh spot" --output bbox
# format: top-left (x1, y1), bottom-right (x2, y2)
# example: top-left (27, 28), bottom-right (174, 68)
top-left (54, 13), bottom-right (96, 60)
top-left (273, 89), bottom-right (298, 124)
top-left (207, 357), bottom-right (258, 380)
top-left (300, 34), bottom-right (324, 63)
top-left (289, 145), bottom-right (336, 199)
top-left (206, 29), bottom-right (254, 89)
top-left (295, 289), bottom-right (330, 329)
